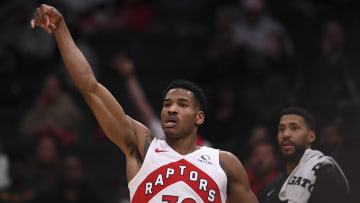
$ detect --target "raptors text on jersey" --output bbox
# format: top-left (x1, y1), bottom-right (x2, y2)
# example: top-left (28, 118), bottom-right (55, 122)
top-left (129, 138), bottom-right (228, 203)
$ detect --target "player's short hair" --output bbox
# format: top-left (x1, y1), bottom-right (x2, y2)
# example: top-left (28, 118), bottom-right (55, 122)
top-left (163, 80), bottom-right (207, 113)
top-left (280, 107), bottom-right (316, 130)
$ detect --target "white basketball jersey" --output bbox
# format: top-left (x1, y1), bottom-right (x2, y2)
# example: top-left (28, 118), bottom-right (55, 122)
top-left (128, 138), bottom-right (228, 203)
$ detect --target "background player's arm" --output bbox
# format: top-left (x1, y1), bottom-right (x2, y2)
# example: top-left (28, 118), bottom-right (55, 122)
top-left (112, 53), bottom-right (155, 127)
top-left (112, 54), bottom-right (165, 139)
top-left (308, 165), bottom-right (351, 203)
top-left (30, 5), bottom-right (150, 159)
top-left (220, 151), bottom-right (259, 203)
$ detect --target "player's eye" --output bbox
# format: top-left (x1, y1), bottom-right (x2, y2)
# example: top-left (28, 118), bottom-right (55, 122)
top-left (180, 103), bottom-right (188, 108)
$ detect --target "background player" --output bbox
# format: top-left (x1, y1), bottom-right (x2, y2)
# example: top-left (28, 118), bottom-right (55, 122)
top-left (259, 107), bottom-right (350, 203)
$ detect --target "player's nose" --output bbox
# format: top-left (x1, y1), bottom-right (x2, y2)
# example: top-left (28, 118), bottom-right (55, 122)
top-left (168, 104), bottom-right (178, 114)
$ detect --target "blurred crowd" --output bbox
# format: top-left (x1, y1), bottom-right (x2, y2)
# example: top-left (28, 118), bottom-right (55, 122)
top-left (1, 0), bottom-right (360, 202)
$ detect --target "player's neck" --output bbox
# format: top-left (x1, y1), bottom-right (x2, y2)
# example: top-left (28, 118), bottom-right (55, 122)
top-left (286, 160), bottom-right (299, 175)
top-left (166, 134), bottom-right (200, 155)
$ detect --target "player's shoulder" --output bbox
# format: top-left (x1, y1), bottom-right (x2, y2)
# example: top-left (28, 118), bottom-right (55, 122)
top-left (316, 164), bottom-right (339, 176)
top-left (219, 150), bottom-right (237, 159)
top-left (219, 150), bottom-right (246, 176)
top-left (315, 164), bottom-right (348, 186)
top-left (219, 150), bottom-right (240, 165)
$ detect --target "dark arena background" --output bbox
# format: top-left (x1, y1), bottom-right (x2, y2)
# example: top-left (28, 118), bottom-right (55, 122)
top-left (0, 0), bottom-right (359, 202)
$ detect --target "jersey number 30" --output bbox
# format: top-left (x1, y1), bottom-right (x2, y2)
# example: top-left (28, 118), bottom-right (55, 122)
top-left (162, 195), bottom-right (196, 203)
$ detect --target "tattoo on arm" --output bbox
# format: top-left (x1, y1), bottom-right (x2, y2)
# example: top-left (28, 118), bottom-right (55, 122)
top-left (143, 133), bottom-right (154, 158)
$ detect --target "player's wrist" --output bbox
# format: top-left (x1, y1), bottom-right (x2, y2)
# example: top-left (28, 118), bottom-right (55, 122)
top-left (55, 15), bottom-right (65, 28)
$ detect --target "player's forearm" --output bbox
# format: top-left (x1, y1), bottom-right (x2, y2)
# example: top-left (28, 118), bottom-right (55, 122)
top-left (53, 18), bottom-right (97, 93)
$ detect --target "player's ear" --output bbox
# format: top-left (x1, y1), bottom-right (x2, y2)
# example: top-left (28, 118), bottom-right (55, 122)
top-left (307, 130), bottom-right (316, 147)
top-left (195, 111), bottom-right (205, 126)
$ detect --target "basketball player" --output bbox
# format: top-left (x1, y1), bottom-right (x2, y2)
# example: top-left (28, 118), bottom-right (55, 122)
top-left (31, 4), bottom-right (258, 203)
top-left (259, 107), bottom-right (350, 203)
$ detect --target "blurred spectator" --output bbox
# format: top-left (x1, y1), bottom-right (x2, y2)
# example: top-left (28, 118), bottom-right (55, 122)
top-left (0, 1), bottom-right (56, 62)
top-left (213, 85), bottom-right (238, 125)
top-left (314, 119), bottom-right (360, 202)
top-left (209, 1), bottom-right (295, 123)
top-left (81, 0), bottom-right (153, 33)
top-left (0, 151), bottom-right (49, 203)
top-left (0, 44), bottom-right (24, 106)
top-left (232, 0), bottom-right (293, 58)
top-left (30, 135), bottom-right (63, 200)
top-left (246, 141), bottom-right (279, 197)
top-left (248, 125), bottom-right (271, 148)
top-left (233, 0), bottom-right (295, 122)
top-left (20, 74), bottom-right (83, 138)
top-left (52, 0), bottom-right (110, 15)
top-left (314, 120), bottom-right (343, 160)
top-left (104, 0), bottom-right (153, 32)
top-left (209, 83), bottom-right (249, 158)
top-left (243, 124), bottom-right (272, 162)
top-left (299, 20), bottom-right (360, 120)
top-left (206, 7), bottom-right (235, 60)
top-left (56, 155), bottom-right (100, 203)
top-left (206, 82), bottom-right (241, 140)
top-left (240, 70), bottom-right (292, 123)
top-left (154, 0), bottom-right (215, 35)
top-left (0, 141), bottom-right (11, 190)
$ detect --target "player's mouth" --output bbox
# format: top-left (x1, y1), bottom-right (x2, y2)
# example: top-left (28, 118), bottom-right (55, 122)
top-left (164, 115), bottom-right (178, 128)
top-left (281, 140), bottom-right (295, 151)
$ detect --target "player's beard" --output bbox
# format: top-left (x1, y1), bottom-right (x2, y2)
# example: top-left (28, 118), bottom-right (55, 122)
top-left (281, 143), bottom-right (306, 164)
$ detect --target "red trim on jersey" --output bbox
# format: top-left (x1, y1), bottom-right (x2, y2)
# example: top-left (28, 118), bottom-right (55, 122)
top-left (132, 159), bottom-right (223, 202)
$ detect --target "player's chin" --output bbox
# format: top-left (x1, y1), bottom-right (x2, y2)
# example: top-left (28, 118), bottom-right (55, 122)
top-left (281, 148), bottom-right (295, 156)
top-left (163, 129), bottom-right (179, 139)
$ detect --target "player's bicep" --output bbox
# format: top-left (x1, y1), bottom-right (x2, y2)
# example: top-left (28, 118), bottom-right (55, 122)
top-left (84, 83), bottom-right (139, 152)
top-left (220, 151), bottom-right (258, 203)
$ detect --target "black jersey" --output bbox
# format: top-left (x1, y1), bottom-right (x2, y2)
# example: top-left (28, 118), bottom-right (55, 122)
top-left (259, 165), bottom-right (351, 203)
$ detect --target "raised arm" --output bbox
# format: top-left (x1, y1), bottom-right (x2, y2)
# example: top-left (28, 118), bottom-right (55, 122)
top-left (220, 151), bottom-right (259, 203)
top-left (30, 5), bottom-right (151, 163)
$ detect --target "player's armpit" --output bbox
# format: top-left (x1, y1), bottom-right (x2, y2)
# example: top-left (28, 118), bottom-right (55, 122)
top-left (125, 116), bottom-right (155, 159)
top-left (219, 151), bottom-right (259, 203)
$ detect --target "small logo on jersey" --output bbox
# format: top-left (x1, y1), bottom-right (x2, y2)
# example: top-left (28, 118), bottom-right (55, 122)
top-left (155, 148), bottom-right (169, 153)
top-left (201, 155), bottom-right (210, 161)
top-left (198, 155), bottom-right (212, 164)
top-left (267, 189), bottom-right (275, 197)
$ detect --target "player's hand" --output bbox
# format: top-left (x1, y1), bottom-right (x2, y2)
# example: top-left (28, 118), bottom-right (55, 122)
top-left (30, 4), bottom-right (62, 34)
top-left (112, 53), bottom-right (134, 79)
